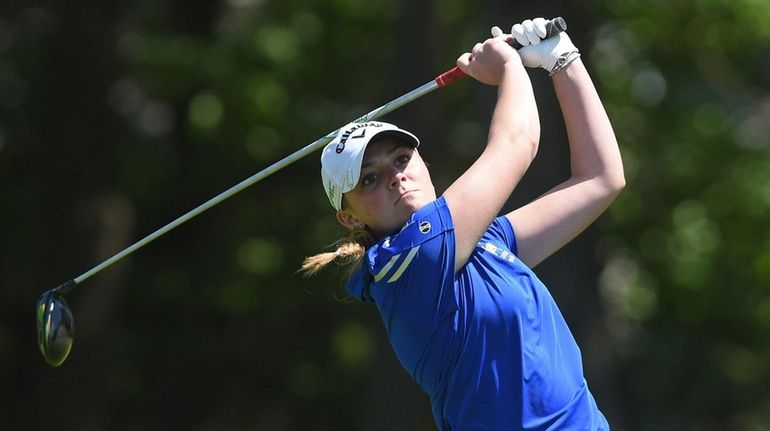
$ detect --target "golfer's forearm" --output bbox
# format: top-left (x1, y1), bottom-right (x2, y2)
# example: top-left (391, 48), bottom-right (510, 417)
top-left (553, 58), bottom-right (624, 190)
top-left (488, 61), bottom-right (540, 157)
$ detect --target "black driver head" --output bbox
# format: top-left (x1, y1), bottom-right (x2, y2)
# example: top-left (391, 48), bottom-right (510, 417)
top-left (36, 289), bottom-right (74, 367)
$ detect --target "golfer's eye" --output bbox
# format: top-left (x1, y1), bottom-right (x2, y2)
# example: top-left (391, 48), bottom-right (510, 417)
top-left (361, 172), bottom-right (378, 186)
top-left (395, 154), bottom-right (410, 166)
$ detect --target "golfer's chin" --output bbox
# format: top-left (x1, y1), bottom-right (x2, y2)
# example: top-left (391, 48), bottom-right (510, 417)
top-left (397, 190), bottom-right (434, 212)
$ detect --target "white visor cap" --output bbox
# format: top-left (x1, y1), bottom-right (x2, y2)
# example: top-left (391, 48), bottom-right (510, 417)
top-left (321, 121), bottom-right (420, 211)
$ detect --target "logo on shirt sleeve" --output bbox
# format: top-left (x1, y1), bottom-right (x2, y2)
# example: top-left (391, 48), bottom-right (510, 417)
top-left (482, 242), bottom-right (516, 263)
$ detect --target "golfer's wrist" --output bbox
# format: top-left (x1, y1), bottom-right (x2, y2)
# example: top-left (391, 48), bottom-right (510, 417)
top-left (548, 50), bottom-right (581, 76)
top-left (550, 55), bottom-right (584, 82)
top-left (501, 57), bottom-right (525, 78)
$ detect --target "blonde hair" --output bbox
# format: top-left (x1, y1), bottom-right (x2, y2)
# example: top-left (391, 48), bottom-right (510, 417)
top-left (300, 227), bottom-right (375, 278)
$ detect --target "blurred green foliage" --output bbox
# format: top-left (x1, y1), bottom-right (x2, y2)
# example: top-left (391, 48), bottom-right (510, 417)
top-left (0, 0), bottom-right (769, 430)
top-left (594, 0), bottom-right (770, 428)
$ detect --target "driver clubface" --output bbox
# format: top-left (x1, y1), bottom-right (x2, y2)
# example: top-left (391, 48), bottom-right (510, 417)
top-left (36, 290), bottom-right (74, 367)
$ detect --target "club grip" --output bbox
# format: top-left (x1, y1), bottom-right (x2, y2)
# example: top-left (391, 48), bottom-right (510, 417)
top-left (511, 17), bottom-right (566, 49)
top-left (435, 17), bottom-right (568, 87)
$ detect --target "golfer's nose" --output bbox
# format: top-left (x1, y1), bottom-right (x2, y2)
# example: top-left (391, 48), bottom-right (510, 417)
top-left (389, 170), bottom-right (406, 189)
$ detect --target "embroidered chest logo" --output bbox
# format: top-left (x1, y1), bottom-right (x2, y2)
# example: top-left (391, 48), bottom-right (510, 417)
top-left (419, 221), bottom-right (431, 234)
top-left (482, 242), bottom-right (516, 263)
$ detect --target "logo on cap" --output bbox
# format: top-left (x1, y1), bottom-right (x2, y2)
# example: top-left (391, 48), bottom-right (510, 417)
top-left (335, 122), bottom-right (382, 153)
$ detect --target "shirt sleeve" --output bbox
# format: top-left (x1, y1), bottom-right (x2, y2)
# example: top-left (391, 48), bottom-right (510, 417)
top-left (345, 197), bottom-right (456, 306)
top-left (486, 216), bottom-right (519, 256)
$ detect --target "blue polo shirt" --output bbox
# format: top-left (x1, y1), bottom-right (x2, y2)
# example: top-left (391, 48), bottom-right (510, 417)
top-left (346, 197), bottom-right (608, 430)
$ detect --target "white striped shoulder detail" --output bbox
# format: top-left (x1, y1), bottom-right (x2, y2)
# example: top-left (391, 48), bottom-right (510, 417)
top-left (387, 245), bottom-right (421, 283)
top-left (374, 253), bottom-right (401, 282)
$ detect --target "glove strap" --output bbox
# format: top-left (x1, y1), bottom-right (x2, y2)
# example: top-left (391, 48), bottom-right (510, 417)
top-left (549, 50), bottom-right (581, 76)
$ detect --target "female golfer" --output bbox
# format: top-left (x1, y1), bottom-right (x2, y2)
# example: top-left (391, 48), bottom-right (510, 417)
top-left (304, 18), bottom-right (623, 430)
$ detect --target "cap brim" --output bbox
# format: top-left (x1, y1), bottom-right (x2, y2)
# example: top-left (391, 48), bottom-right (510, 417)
top-left (368, 130), bottom-right (420, 149)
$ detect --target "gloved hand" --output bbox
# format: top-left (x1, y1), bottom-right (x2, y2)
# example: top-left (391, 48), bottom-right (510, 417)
top-left (491, 18), bottom-right (580, 75)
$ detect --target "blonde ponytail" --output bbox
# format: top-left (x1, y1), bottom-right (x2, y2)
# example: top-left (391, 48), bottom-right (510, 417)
top-left (300, 228), bottom-right (376, 278)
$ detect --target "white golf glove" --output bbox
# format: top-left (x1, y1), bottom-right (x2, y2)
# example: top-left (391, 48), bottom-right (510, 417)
top-left (491, 18), bottom-right (580, 76)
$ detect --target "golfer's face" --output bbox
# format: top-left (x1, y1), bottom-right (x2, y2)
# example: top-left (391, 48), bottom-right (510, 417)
top-left (343, 138), bottom-right (435, 237)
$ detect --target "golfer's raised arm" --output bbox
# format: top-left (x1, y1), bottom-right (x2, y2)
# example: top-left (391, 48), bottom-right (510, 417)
top-left (443, 37), bottom-right (540, 272)
top-left (507, 57), bottom-right (625, 267)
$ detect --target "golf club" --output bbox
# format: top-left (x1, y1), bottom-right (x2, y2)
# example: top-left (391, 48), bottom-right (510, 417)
top-left (36, 17), bottom-right (567, 367)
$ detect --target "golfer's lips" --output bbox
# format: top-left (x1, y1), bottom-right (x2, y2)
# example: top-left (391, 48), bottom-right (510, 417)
top-left (395, 190), bottom-right (416, 205)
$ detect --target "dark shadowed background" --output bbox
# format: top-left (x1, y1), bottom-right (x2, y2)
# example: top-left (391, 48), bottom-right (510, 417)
top-left (2, 0), bottom-right (770, 429)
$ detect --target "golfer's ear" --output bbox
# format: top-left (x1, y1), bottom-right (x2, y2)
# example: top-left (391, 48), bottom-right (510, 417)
top-left (336, 210), bottom-right (362, 231)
